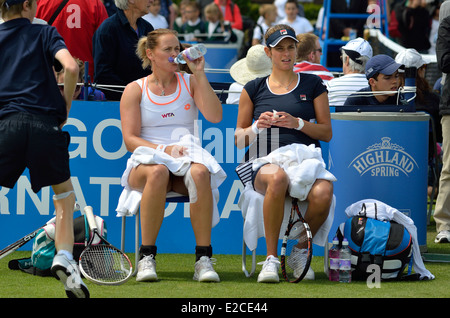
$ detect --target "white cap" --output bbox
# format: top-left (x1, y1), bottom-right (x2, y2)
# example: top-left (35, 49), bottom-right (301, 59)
top-left (340, 37), bottom-right (373, 64)
top-left (395, 48), bottom-right (429, 69)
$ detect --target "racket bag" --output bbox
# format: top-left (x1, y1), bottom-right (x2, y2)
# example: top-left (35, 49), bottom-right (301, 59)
top-left (8, 214), bottom-right (106, 277)
top-left (336, 215), bottom-right (413, 281)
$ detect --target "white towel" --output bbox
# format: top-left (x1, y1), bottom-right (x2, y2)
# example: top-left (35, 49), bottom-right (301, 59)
top-left (239, 143), bottom-right (337, 251)
top-left (253, 144), bottom-right (337, 200)
top-left (115, 134), bottom-right (226, 228)
top-left (345, 199), bottom-right (435, 280)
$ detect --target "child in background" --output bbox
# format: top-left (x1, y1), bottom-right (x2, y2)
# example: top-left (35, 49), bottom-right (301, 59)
top-left (143, 0), bottom-right (169, 30)
top-left (203, 2), bottom-right (236, 43)
top-left (178, 1), bottom-right (205, 42)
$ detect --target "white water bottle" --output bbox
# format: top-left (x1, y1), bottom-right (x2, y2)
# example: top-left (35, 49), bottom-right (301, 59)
top-left (169, 44), bottom-right (207, 64)
top-left (339, 238), bottom-right (352, 283)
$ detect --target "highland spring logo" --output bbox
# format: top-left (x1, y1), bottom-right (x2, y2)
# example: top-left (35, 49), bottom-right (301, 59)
top-left (349, 137), bottom-right (418, 177)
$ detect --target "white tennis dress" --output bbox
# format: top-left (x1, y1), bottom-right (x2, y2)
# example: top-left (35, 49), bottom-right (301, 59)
top-left (116, 73), bottom-right (226, 227)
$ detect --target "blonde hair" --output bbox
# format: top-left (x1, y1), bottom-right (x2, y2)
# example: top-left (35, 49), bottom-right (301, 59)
top-left (296, 33), bottom-right (318, 61)
top-left (136, 29), bottom-right (178, 70)
top-left (259, 4), bottom-right (277, 19)
top-left (204, 2), bottom-right (222, 20)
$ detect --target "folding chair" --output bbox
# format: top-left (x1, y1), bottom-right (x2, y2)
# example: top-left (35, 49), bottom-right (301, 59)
top-left (120, 192), bottom-right (189, 276)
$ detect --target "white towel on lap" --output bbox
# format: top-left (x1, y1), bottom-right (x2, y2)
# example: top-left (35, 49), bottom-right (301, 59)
top-left (239, 143), bottom-right (337, 250)
top-left (115, 134), bottom-right (226, 227)
top-left (253, 144), bottom-right (336, 200)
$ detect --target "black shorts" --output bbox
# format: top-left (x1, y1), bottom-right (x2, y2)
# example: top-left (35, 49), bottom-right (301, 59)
top-left (0, 112), bottom-right (71, 193)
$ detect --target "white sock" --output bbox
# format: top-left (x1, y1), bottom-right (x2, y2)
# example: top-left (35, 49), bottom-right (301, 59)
top-left (57, 250), bottom-right (73, 261)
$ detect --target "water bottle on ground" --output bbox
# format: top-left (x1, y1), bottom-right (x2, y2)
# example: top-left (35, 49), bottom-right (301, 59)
top-left (328, 237), bottom-right (340, 281)
top-left (169, 44), bottom-right (207, 64)
top-left (339, 238), bottom-right (352, 283)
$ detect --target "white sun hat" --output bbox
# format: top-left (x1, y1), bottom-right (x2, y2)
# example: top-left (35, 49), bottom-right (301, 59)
top-left (229, 44), bottom-right (272, 85)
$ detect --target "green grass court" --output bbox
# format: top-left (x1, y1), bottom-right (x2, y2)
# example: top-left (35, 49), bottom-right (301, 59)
top-left (0, 220), bottom-right (449, 300)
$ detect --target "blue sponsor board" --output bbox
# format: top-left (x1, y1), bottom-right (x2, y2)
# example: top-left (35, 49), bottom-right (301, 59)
top-left (328, 112), bottom-right (429, 248)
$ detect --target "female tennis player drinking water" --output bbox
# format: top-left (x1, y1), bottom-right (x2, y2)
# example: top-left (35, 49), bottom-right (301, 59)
top-left (235, 24), bottom-right (335, 283)
top-left (116, 29), bottom-right (226, 283)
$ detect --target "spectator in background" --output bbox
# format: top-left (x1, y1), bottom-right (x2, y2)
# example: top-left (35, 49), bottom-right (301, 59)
top-left (294, 33), bottom-right (333, 84)
top-left (92, 0), bottom-right (154, 101)
top-left (393, 0), bottom-right (431, 53)
top-left (252, 3), bottom-right (277, 46)
top-left (344, 54), bottom-right (406, 106)
top-left (36, 0), bottom-right (108, 80)
top-left (327, 0), bottom-right (369, 40)
top-left (278, 0), bottom-right (313, 35)
top-left (158, 0), bottom-right (176, 28)
top-left (203, 2), bottom-right (236, 43)
top-left (395, 48), bottom-right (442, 200)
top-left (326, 37), bottom-right (373, 106)
top-left (178, 1), bottom-right (205, 41)
top-left (214, 0), bottom-right (242, 30)
top-left (143, 0), bottom-right (168, 29)
top-left (56, 58), bottom-right (107, 101)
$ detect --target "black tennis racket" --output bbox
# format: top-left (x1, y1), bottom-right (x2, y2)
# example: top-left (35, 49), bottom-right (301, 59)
top-left (79, 206), bottom-right (132, 285)
top-left (280, 198), bottom-right (313, 283)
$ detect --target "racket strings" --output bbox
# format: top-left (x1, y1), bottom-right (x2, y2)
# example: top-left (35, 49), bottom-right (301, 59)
top-left (284, 223), bottom-right (311, 281)
top-left (80, 245), bottom-right (131, 283)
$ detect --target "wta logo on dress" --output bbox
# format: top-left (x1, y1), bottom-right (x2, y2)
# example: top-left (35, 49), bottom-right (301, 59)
top-left (348, 137), bottom-right (418, 177)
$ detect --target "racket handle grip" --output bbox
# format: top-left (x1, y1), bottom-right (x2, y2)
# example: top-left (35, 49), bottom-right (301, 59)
top-left (84, 206), bottom-right (98, 231)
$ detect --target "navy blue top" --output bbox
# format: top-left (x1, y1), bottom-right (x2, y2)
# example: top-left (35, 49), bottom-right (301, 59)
top-left (344, 86), bottom-right (405, 106)
top-left (92, 9), bottom-right (154, 100)
top-left (0, 18), bottom-right (67, 124)
top-left (244, 73), bottom-right (327, 159)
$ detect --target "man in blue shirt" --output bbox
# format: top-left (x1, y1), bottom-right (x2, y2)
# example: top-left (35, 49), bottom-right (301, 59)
top-left (0, 0), bottom-right (89, 298)
top-left (92, 0), bottom-right (154, 101)
top-left (344, 54), bottom-right (406, 106)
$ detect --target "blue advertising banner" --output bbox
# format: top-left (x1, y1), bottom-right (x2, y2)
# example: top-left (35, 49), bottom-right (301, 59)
top-left (0, 101), bottom-right (250, 255)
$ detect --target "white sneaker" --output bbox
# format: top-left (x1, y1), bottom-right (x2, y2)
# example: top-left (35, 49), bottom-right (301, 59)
top-left (193, 256), bottom-right (220, 282)
top-left (435, 230), bottom-right (450, 243)
top-left (287, 246), bottom-right (314, 280)
top-left (51, 254), bottom-right (89, 298)
top-left (136, 255), bottom-right (157, 282)
top-left (257, 255), bottom-right (280, 283)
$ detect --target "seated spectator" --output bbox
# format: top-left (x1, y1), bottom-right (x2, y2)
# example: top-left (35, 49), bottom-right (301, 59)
top-left (56, 58), bottom-right (106, 101)
top-left (177, 1), bottom-right (205, 41)
top-left (143, 0), bottom-right (169, 29)
top-left (92, 0), bottom-right (154, 101)
top-left (252, 4), bottom-right (278, 46)
top-left (226, 44), bottom-right (272, 104)
top-left (326, 38), bottom-right (373, 106)
top-left (203, 2), bottom-right (237, 43)
top-left (294, 33), bottom-right (333, 84)
top-left (214, 0), bottom-right (243, 30)
top-left (344, 54), bottom-right (406, 106)
top-left (278, 0), bottom-right (313, 35)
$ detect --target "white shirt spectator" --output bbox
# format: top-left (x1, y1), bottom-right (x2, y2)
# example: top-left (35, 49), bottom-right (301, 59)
top-left (326, 73), bottom-right (368, 106)
top-left (278, 15), bottom-right (313, 35)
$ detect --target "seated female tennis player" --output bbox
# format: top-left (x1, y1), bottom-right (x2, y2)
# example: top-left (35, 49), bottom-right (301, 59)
top-left (235, 24), bottom-right (334, 283)
top-left (117, 29), bottom-right (226, 283)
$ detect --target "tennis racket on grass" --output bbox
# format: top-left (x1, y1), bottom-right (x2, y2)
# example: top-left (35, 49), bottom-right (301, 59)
top-left (280, 198), bottom-right (313, 283)
top-left (79, 206), bottom-right (132, 285)
top-left (0, 203), bottom-right (80, 260)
